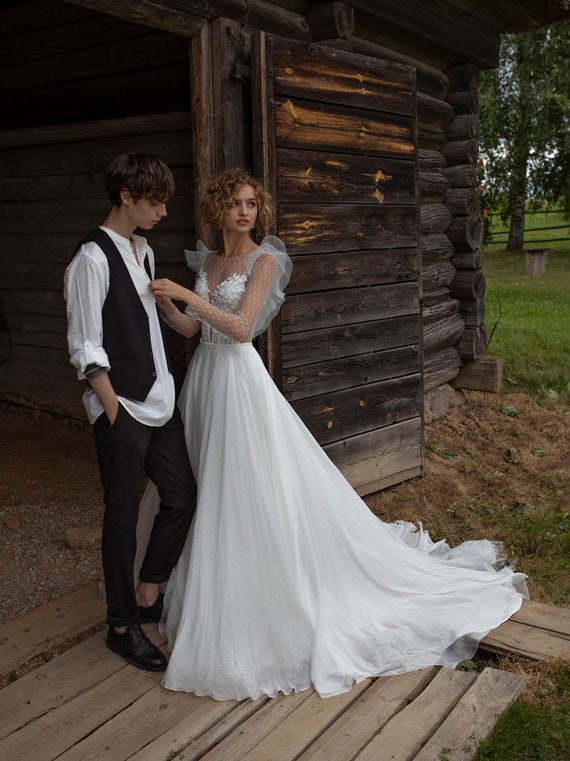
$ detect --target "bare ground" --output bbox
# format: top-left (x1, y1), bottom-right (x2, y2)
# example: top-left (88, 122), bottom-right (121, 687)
top-left (1, 390), bottom-right (569, 627)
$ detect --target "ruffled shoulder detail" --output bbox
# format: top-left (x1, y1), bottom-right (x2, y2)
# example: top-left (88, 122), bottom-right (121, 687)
top-left (246, 236), bottom-right (293, 337)
top-left (184, 240), bottom-right (210, 273)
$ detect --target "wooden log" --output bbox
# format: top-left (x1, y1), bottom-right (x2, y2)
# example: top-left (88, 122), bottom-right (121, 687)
top-left (305, 1), bottom-right (355, 40)
top-left (278, 203), bottom-right (417, 254)
top-left (450, 269), bottom-right (486, 300)
top-left (272, 37), bottom-right (414, 117)
top-left (283, 345), bottom-right (420, 400)
top-left (459, 297), bottom-right (486, 326)
top-left (443, 164), bottom-right (477, 188)
top-left (457, 326), bottom-right (488, 360)
top-left (447, 214), bottom-right (484, 252)
top-left (445, 187), bottom-right (481, 217)
top-left (275, 97), bottom-right (414, 158)
top-left (447, 90), bottom-right (479, 115)
top-left (347, 35), bottom-right (449, 100)
top-left (423, 313), bottom-right (465, 353)
top-left (446, 62), bottom-right (480, 92)
top-left (281, 282), bottom-right (418, 333)
top-left (446, 113), bottom-right (479, 140)
top-left (421, 261), bottom-right (456, 291)
top-left (281, 315), bottom-right (420, 368)
top-left (276, 148), bottom-right (415, 205)
top-left (324, 417), bottom-right (422, 495)
top-left (245, 0), bottom-right (312, 40)
top-left (452, 356), bottom-right (503, 393)
top-left (420, 202), bottom-right (453, 235)
top-left (423, 347), bottom-right (462, 391)
top-left (289, 248), bottom-right (418, 294)
top-left (419, 149), bottom-right (447, 171)
top-left (422, 295), bottom-right (460, 323)
top-left (291, 373), bottom-right (421, 445)
top-left (417, 127), bottom-right (447, 152)
top-left (419, 171), bottom-right (450, 203)
top-left (417, 92), bottom-right (454, 133)
top-left (441, 138), bottom-right (478, 166)
top-left (64, 0), bottom-right (246, 37)
top-left (420, 233), bottom-right (455, 264)
top-left (452, 249), bottom-right (483, 270)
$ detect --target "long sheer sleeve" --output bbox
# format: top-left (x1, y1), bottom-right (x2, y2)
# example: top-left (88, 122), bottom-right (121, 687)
top-left (191, 253), bottom-right (276, 342)
top-left (160, 304), bottom-right (201, 338)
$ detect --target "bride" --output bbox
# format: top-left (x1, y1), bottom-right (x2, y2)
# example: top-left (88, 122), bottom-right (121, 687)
top-left (139, 168), bottom-right (527, 701)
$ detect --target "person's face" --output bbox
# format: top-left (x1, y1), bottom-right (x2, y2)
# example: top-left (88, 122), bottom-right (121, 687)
top-left (223, 184), bottom-right (258, 234)
top-left (122, 190), bottom-right (168, 230)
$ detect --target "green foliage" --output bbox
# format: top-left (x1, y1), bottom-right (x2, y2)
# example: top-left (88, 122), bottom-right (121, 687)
top-left (484, 237), bottom-right (570, 396)
top-left (479, 21), bottom-right (570, 247)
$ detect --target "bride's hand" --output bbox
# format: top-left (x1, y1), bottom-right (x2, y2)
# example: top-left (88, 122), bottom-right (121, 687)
top-left (150, 278), bottom-right (191, 304)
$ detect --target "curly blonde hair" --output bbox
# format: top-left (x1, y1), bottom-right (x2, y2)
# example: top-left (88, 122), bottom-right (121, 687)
top-left (200, 169), bottom-right (272, 233)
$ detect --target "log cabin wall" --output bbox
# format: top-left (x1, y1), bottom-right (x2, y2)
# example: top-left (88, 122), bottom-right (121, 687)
top-left (0, 0), bottom-right (195, 416)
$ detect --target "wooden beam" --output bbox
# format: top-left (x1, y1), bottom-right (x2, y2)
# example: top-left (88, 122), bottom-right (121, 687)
top-left (64, 0), bottom-right (246, 36)
top-left (452, 356), bottom-right (503, 393)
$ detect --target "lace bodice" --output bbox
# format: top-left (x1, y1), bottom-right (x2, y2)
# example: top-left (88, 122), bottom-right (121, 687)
top-left (193, 265), bottom-right (251, 344)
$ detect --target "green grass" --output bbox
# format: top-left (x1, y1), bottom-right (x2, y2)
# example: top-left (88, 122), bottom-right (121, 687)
top-left (473, 666), bottom-right (570, 761)
top-left (483, 243), bottom-right (570, 396)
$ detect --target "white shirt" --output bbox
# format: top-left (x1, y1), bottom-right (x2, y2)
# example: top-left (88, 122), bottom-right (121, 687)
top-left (63, 226), bottom-right (175, 426)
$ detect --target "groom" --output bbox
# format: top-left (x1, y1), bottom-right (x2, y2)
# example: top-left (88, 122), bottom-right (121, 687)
top-left (64, 153), bottom-right (197, 671)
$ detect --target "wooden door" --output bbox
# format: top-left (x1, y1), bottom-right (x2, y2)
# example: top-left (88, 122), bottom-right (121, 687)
top-left (252, 33), bottom-right (423, 495)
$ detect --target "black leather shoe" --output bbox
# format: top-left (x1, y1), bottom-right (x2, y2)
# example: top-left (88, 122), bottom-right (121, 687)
top-left (106, 623), bottom-right (167, 671)
top-left (137, 592), bottom-right (164, 623)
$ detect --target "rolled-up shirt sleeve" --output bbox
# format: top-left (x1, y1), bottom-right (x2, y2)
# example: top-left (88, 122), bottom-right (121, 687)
top-left (63, 247), bottom-right (110, 379)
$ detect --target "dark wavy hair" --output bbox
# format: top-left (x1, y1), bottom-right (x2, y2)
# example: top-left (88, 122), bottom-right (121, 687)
top-left (200, 169), bottom-right (272, 233)
top-left (104, 153), bottom-right (175, 207)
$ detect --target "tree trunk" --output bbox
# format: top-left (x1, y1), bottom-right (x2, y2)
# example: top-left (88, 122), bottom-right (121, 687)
top-left (506, 188), bottom-right (526, 253)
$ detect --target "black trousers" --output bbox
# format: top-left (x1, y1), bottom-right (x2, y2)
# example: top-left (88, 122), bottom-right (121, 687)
top-left (93, 404), bottom-right (196, 627)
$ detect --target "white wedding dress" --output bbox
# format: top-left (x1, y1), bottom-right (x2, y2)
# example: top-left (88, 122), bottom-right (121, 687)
top-left (137, 236), bottom-right (527, 701)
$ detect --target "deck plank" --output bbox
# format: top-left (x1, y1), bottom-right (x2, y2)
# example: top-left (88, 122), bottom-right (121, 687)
top-left (234, 680), bottom-right (372, 760)
top-left (0, 582), bottom-right (105, 680)
top-left (510, 599), bottom-right (570, 636)
top-left (187, 688), bottom-right (316, 761)
top-left (129, 695), bottom-right (270, 761)
top-left (299, 667), bottom-right (439, 760)
top-left (412, 668), bottom-right (527, 761)
top-left (0, 648), bottom-right (165, 761)
top-left (481, 619), bottom-right (570, 661)
top-left (355, 668), bottom-right (477, 761)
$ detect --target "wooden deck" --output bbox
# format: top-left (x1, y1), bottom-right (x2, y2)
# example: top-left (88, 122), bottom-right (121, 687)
top-left (0, 586), bottom-right (568, 761)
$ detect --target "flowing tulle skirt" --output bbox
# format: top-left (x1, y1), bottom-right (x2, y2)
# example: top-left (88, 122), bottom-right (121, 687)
top-left (137, 340), bottom-right (527, 700)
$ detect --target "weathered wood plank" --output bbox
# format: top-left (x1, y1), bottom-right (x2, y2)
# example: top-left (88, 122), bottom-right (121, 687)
top-left (420, 202), bottom-right (453, 235)
top-left (422, 261), bottom-right (456, 290)
top-left (275, 97), bottom-right (414, 159)
top-left (191, 688), bottom-right (316, 761)
top-left (413, 668), bottom-right (527, 761)
top-left (324, 417), bottom-right (422, 495)
top-left (480, 620), bottom-right (570, 661)
top-left (279, 204), bottom-right (417, 255)
top-left (423, 347), bottom-right (462, 391)
top-left (276, 148), bottom-right (415, 205)
top-left (288, 248), bottom-right (418, 294)
top-left (419, 170), bottom-right (450, 203)
top-left (421, 233), bottom-right (455, 263)
top-left (283, 345), bottom-right (420, 401)
top-left (273, 37), bottom-right (414, 116)
top-left (236, 681), bottom-right (372, 761)
top-left (0, 583), bottom-right (105, 681)
top-left (281, 282), bottom-right (418, 333)
top-left (423, 313), bottom-right (465, 353)
top-left (129, 696), bottom-right (269, 761)
top-left (291, 374), bottom-right (422, 445)
top-left (299, 668), bottom-right (438, 761)
top-left (64, 0), bottom-right (245, 37)
top-left (0, 654), bottom-right (165, 760)
top-left (452, 356), bottom-right (503, 394)
top-left (356, 668), bottom-right (477, 761)
top-left (282, 315), bottom-right (420, 368)
top-left (510, 600), bottom-right (570, 637)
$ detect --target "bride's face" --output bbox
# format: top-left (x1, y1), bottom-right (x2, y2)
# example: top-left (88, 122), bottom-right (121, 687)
top-left (223, 184), bottom-right (258, 234)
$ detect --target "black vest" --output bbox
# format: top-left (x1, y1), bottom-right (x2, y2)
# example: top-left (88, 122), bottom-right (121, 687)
top-left (84, 228), bottom-right (158, 401)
